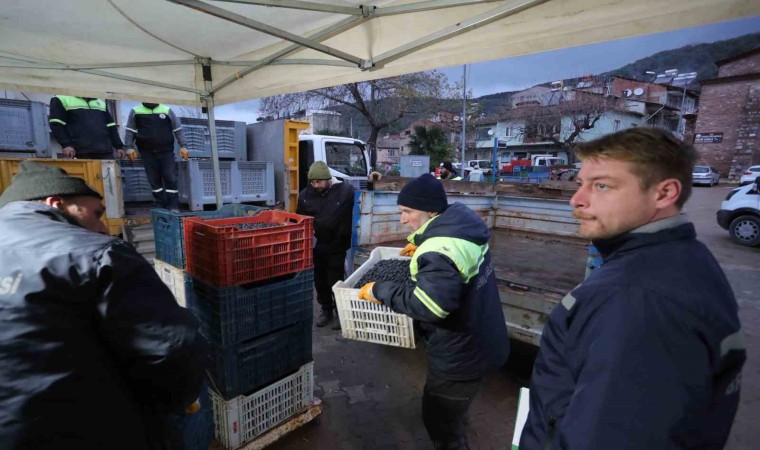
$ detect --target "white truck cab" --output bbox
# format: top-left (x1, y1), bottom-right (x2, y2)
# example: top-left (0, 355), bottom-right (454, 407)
top-left (717, 180), bottom-right (760, 247)
top-left (298, 135), bottom-right (370, 191)
top-left (531, 155), bottom-right (567, 166)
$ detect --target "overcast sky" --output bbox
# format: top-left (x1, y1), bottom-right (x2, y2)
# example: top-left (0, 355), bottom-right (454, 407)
top-left (203, 16), bottom-right (760, 124)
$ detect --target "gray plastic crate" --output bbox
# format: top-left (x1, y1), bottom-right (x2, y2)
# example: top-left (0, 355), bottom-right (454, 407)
top-left (177, 117), bottom-right (247, 161)
top-left (120, 161), bottom-right (154, 202)
top-left (178, 159), bottom-right (239, 211)
top-left (237, 161), bottom-right (276, 206)
top-left (0, 99), bottom-right (51, 157)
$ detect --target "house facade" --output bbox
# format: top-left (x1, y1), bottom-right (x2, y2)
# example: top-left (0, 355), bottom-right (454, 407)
top-left (693, 48), bottom-right (760, 178)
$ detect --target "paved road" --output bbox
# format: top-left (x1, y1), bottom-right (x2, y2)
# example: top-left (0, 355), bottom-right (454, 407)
top-left (265, 183), bottom-right (759, 450)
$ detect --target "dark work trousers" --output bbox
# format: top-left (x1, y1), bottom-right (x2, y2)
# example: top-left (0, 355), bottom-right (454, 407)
top-left (313, 248), bottom-right (347, 312)
top-left (422, 373), bottom-right (482, 450)
top-left (142, 150), bottom-right (179, 209)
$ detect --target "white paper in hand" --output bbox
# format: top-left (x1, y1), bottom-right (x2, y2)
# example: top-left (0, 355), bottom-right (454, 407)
top-left (511, 387), bottom-right (530, 450)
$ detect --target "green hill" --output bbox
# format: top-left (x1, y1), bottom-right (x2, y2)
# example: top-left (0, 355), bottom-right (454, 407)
top-left (602, 33), bottom-right (760, 81)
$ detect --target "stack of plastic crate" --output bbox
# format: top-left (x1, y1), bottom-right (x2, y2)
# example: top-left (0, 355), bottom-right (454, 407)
top-left (183, 210), bottom-right (316, 449)
top-left (150, 204), bottom-right (266, 450)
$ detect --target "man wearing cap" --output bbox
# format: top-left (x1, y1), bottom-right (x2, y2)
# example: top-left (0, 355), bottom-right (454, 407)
top-left (0, 161), bottom-right (207, 448)
top-left (357, 173), bottom-right (509, 449)
top-left (297, 161), bottom-right (356, 329)
top-left (438, 161), bottom-right (462, 181)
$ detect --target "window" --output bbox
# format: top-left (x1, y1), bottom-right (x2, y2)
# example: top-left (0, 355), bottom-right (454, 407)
top-left (613, 120), bottom-right (620, 132)
top-left (504, 127), bottom-right (511, 137)
top-left (325, 141), bottom-right (368, 177)
top-left (389, 149), bottom-right (395, 157)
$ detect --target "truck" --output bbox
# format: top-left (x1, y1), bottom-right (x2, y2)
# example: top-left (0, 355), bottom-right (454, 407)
top-left (352, 177), bottom-right (592, 346)
top-left (246, 119), bottom-right (371, 212)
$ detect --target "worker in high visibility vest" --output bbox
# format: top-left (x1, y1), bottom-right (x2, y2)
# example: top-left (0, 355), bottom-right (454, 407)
top-left (437, 161), bottom-right (462, 181)
top-left (123, 103), bottom-right (189, 212)
top-left (49, 95), bottom-right (125, 159)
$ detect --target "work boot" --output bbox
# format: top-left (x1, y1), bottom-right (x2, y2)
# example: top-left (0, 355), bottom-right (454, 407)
top-left (315, 309), bottom-right (333, 328)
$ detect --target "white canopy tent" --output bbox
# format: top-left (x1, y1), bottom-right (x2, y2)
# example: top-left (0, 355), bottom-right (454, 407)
top-left (1, 0), bottom-right (757, 206)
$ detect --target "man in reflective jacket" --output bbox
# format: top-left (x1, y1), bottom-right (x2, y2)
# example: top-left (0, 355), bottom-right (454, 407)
top-left (0, 161), bottom-right (207, 449)
top-left (124, 103), bottom-right (189, 211)
top-left (520, 128), bottom-right (745, 449)
top-left (49, 95), bottom-right (124, 159)
top-left (358, 173), bottom-right (509, 449)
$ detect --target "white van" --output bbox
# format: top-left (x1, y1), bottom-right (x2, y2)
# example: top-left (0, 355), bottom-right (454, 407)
top-left (716, 180), bottom-right (760, 246)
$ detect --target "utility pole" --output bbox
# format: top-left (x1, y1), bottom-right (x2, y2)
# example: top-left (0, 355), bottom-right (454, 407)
top-left (460, 65), bottom-right (467, 168)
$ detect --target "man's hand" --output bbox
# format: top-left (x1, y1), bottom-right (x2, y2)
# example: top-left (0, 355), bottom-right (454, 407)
top-left (62, 146), bottom-right (76, 158)
top-left (116, 149), bottom-right (126, 159)
top-left (358, 282), bottom-right (381, 304)
top-left (400, 243), bottom-right (417, 257)
top-left (126, 149), bottom-right (138, 162)
top-left (179, 148), bottom-right (189, 160)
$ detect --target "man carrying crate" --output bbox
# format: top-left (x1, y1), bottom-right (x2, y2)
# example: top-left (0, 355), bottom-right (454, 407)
top-left (357, 173), bottom-right (510, 450)
top-left (297, 161), bottom-right (356, 329)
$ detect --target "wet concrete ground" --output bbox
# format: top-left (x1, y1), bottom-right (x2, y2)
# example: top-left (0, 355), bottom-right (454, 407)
top-left (264, 183), bottom-right (759, 450)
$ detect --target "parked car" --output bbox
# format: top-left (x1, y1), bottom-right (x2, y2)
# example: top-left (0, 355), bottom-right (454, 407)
top-left (739, 165), bottom-right (760, 186)
top-left (716, 180), bottom-right (760, 247)
top-left (464, 160), bottom-right (493, 176)
top-left (692, 165), bottom-right (720, 186)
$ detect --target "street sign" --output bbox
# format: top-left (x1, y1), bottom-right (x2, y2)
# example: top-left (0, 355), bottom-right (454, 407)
top-left (694, 132), bottom-right (723, 144)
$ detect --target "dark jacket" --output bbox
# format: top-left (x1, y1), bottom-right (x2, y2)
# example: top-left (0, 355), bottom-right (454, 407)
top-left (49, 96), bottom-right (124, 155)
top-left (124, 104), bottom-right (187, 153)
top-left (373, 203), bottom-right (510, 380)
top-left (521, 215), bottom-right (746, 450)
top-left (0, 202), bottom-right (207, 450)
top-left (297, 180), bottom-right (356, 255)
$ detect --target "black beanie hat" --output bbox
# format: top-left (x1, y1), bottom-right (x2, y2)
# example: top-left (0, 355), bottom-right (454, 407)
top-left (397, 173), bottom-right (447, 213)
top-left (0, 160), bottom-right (102, 208)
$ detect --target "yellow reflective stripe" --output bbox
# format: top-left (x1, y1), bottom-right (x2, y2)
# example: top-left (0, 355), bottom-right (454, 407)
top-left (49, 118), bottom-right (66, 125)
top-left (410, 237), bottom-right (485, 282)
top-left (414, 286), bottom-right (448, 319)
top-left (106, 123), bottom-right (117, 127)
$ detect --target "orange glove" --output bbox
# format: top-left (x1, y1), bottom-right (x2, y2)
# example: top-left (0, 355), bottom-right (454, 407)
top-left (126, 149), bottom-right (138, 162)
top-left (358, 282), bottom-right (381, 304)
top-left (179, 148), bottom-right (189, 160)
top-left (185, 398), bottom-right (201, 414)
top-left (400, 243), bottom-right (417, 257)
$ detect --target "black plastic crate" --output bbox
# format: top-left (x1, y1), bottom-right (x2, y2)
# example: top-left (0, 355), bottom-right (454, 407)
top-left (187, 270), bottom-right (314, 347)
top-left (207, 320), bottom-right (313, 400)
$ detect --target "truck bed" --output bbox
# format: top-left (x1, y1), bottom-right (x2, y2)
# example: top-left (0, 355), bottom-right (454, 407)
top-left (490, 229), bottom-right (587, 295)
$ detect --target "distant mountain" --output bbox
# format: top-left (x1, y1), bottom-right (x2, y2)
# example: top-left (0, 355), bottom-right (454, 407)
top-left (601, 33), bottom-right (760, 81)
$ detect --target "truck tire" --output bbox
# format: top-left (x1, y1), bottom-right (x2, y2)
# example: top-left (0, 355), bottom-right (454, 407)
top-left (729, 215), bottom-right (760, 247)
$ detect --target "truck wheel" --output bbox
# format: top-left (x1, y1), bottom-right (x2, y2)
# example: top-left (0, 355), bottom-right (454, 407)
top-left (729, 215), bottom-right (760, 247)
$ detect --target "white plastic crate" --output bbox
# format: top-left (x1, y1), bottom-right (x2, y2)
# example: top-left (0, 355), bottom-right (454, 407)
top-left (154, 259), bottom-right (188, 307)
top-left (210, 362), bottom-right (314, 449)
top-left (332, 247), bottom-right (416, 349)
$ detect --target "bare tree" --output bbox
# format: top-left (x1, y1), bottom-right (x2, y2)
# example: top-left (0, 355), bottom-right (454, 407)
top-left (260, 71), bottom-right (453, 168)
top-left (505, 88), bottom-right (614, 161)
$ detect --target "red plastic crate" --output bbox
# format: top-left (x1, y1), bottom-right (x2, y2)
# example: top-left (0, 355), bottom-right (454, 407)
top-left (184, 211), bottom-right (313, 287)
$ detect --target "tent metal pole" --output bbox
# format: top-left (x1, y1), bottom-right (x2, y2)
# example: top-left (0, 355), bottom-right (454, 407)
top-left (170, 0), bottom-right (364, 66)
top-left (205, 95), bottom-right (224, 209)
top-left (200, 60), bottom-right (224, 209)
top-left (211, 15), bottom-right (363, 94)
top-left (213, 0), bottom-right (361, 15)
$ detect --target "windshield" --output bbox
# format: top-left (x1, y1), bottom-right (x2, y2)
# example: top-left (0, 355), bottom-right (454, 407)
top-left (693, 167), bottom-right (709, 173)
top-left (325, 141), bottom-right (367, 177)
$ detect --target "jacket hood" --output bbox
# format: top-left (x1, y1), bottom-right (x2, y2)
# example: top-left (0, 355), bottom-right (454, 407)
top-left (411, 202), bottom-right (490, 246)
